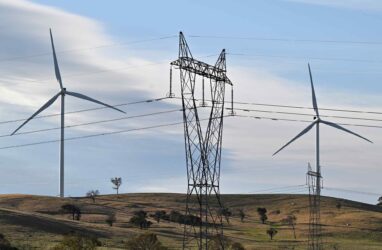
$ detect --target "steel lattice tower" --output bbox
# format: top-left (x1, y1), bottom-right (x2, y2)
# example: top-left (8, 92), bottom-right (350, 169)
top-left (170, 32), bottom-right (233, 249)
top-left (306, 163), bottom-right (323, 250)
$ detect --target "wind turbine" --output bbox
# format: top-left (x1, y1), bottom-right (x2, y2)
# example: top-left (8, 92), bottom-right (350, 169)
top-left (273, 63), bottom-right (372, 195)
top-left (11, 29), bottom-right (125, 198)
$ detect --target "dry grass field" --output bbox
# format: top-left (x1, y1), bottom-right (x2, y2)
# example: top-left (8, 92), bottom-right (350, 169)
top-left (0, 193), bottom-right (381, 249)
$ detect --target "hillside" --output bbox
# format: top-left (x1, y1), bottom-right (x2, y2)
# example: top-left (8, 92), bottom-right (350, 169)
top-left (0, 193), bottom-right (381, 249)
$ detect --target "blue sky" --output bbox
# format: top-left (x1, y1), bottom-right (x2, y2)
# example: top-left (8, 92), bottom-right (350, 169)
top-left (0, 0), bottom-right (381, 204)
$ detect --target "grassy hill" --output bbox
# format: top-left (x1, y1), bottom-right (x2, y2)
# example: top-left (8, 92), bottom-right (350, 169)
top-left (0, 193), bottom-right (381, 249)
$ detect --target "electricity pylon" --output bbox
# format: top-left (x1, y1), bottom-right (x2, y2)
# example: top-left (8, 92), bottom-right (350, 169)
top-left (170, 32), bottom-right (233, 249)
top-left (306, 163), bottom-right (323, 250)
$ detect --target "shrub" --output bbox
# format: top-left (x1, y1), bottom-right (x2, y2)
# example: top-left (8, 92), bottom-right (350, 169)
top-left (61, 204), bottom-right (81, 221)
top-left (52, 233), bottom-right (101, 250)
top-left (0, 233), bottom-right (18, 250)
top-left (151, 210), bottom-right (167, 223)
top-left (208, 235), bottom-right (245, 250)
top-left (130, 210), bottom-right (152, 229)
top-left (106, 212), bottom-right (116, 226)
top-left (125, 233), bottom-right (167, 250)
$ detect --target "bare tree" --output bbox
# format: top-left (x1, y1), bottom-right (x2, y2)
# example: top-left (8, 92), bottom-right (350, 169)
top-left (238, 209), bottom-right (245, 223)
top-left (281, 215), bottom-right (297, 239)
top-left (86, 190), bottom-right (100, 203)
top-left (111, 177), bottom-right (122, 197)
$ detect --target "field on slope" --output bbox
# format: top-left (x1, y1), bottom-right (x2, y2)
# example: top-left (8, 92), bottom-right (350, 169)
top-left (0, 193), bottom-right (381, 249)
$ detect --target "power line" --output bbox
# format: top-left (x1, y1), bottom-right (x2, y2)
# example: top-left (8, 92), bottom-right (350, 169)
top-left (248, 184), bottom-right (306, 193)
top-left (230, 106), bottom-right (382, 123)
top-left (235, 113), bottom-right (382, 129)
top-left (172, 96), bottom-right (382, 116)
top-left (324, 187), bottom-right (380, 196)
top-left (2, 54), bottom-right (220, 86)
top-left (3, 110), bottom-right (382, 150)
top-left (228, 52), bottom-right (382, 64)
top-left (0, 115), bottom-right (231, 150)
top-left (0, 121), bottom-right (184, 150)
top-left (0, 97), bottom-right (168, 125)
top-left (189, 35), bottom-right (382, 46)
top-left (0, 35), bottom-right (177, 63)
top-left (5, 105), bottom-right (382, 140)
top-left (0, 108), bottom-right (182, 138)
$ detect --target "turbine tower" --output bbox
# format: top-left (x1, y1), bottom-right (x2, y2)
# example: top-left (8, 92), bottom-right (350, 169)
top-left (273, 63), bottom-right (372, 249)
top-left (11, 29), bottom-right (125, 198)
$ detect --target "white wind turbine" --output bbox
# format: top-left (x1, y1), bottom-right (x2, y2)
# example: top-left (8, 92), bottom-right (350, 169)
top-left (11, 29), bottom-right (125, 198)
top-left (273, 63), bottom-right (372, 195)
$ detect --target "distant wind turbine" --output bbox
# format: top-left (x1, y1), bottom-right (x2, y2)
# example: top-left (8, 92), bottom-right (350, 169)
top-left (11, 29), bottom-right (125, 198)
top-left (273, 63), bottom-right (372, 195)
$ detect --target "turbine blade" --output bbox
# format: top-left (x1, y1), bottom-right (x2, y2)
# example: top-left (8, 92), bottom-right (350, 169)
top-left (66, 91), bottom-right (125, 114)
top-left (308, 63), bottom-right (319, 118)
top-left (273, 121), bottom-right (316, 156)
top-left (11, 92), bottom-right (61, 135)
top-left (50, 29), bottom-right (63, 89)
top-left (320, 120), bottom-right (372, 143)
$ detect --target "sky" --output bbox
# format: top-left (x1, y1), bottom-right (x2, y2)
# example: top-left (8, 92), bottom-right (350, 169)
top-left (0, 0), bottom-right (381, 204)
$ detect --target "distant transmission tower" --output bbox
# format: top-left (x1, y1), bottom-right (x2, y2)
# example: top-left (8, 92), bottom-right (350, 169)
top-left (306, 163), bottom-right (323, 250)
top-left (170, 32), bottom-right (233, 249)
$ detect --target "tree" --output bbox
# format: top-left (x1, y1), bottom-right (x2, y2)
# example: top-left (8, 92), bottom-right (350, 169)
top-left (336, 202), bottom-right (342, 210)
top-left (125, 233), bottom-right (168, 250)
top-left (238, 209), bottom-right (245, 223)
top-left (153, 210), bottom-right (167, 223)
top-left (130, 210), bottom-right (152, 229)
top-left (106, 212), bottom-right (116, 227)
top-left (61, 204), bottom-right (81, 221)
top-left (257, 207), bottom-right (268, 224)
top-left (266, 227), bottom-right (278, 240)
top-left (378, 196), bottom-right (382, 206)
top-left (86, 190), bottom-right (99, 203)
top-left (281, 215), bottom-right (297, 239)
top-left (111, 177), bottom-right (122, 197)
top-left (219, 207), bottom-right (232, 224)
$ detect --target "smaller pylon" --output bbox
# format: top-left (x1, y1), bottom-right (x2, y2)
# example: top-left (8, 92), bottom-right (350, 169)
top-left (306, 163), bottom-right (323, 250)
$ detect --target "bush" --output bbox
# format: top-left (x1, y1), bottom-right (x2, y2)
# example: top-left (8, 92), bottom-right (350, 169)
top-left (61, 204), bottom-right (81, 221)
top-left (151, 210), bottom-right (167, 223)
top-left (125, 233), bottom-right (167, 250)
top-left (130, 210), bottom-right (152, 229)
top-left (0, 233), bottom-right (18, 250)
top-left (106, 212), bottom-right (116, 226)
top-left (219, 207), bottom-right (232, 224)
top-left (208, 235), bottom-right (245, 250)
top-left (52, 233), bottom-right (101, 250)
